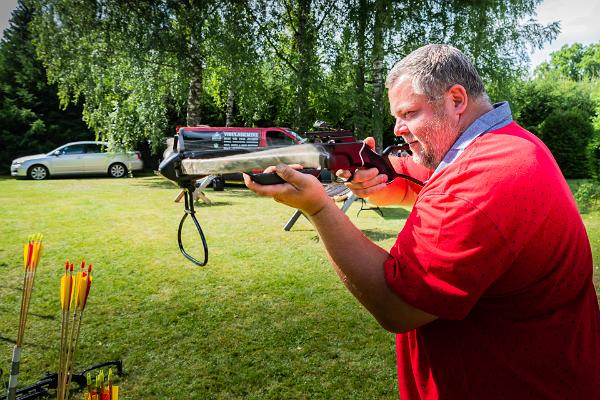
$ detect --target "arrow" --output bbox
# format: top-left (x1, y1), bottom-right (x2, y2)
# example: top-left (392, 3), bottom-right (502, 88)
top-left (57, 261), bottom-right (73, 400)
top-left (61, 261), bottom-right (94, 400)
top-left (7, 234), bottom-right (44, 400)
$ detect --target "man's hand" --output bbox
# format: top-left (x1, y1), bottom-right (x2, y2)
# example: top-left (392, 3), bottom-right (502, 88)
top-left (335, 136), bottom-right (389, 199)
top-left (336, 167), bottom-right (389, 198)
top-left (244, 164), bottom-right (331, 216)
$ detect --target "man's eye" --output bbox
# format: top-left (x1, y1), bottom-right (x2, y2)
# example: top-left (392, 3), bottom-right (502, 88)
top-left (404, 111), bottom-right (415, 119)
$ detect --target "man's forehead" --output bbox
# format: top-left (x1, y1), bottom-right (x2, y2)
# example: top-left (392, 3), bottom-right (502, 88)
top-left (389, 76), bottom-right (427, 109)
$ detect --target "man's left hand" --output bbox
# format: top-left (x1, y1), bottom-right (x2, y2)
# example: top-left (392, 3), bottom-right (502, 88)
top-left (243, 164), bottom-right (331, 216)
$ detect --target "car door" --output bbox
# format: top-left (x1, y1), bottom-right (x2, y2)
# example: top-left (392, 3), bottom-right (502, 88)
top-left (84, 143), bottom-right (108, 173)
top-left (48, 144), bottom-right (87, 174)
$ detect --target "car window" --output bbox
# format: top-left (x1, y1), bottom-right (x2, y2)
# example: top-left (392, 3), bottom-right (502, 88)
top-left (266, 131), bottom-right (296, 146)
top-left (61, 144), bottom-right (86, 155)
top-left (85, 143), bottom-right (103, 153)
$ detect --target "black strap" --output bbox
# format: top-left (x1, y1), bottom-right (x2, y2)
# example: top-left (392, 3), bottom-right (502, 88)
top-left (177, 188), bottom-right (208, 266)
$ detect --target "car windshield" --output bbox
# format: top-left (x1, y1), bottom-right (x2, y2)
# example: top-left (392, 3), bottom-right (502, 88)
top-left (285, 129), bottom-right (307, 144)
top-left (47, 146), bottom-right (63, 155)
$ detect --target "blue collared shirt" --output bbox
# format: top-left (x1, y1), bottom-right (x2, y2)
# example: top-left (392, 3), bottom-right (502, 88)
top-left (430, 101), bottom-right (513, 180)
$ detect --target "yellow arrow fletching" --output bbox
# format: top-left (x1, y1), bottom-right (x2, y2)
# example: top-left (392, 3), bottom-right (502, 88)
top-left (77, 273), bottom-right (89, 309)
top-left (34, 241), bottom-right (43, 268)
top-left (23, 243), bottom-right (28, 270)
top-left (60, 275), bottom-right (72, 310)
top-left (31, 241), bottom-right (39, 269)
top-left (60, 275), bottom-right (67, 309)
top-left (72, 271), bottom-right (81, 307)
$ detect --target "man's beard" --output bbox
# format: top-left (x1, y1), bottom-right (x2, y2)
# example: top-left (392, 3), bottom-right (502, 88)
top-left (412, 108), bottom-right (460, 170)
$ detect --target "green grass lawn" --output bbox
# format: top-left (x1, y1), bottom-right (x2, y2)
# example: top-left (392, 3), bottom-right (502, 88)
top-left (0, 176), bottom-right (598, 399)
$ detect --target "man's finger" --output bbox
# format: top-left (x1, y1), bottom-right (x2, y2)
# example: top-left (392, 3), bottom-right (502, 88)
top-left (348, 182), bottom-right (388, 198)
top-left (336, 169), bottom-right (351, 180)
top-left (243, 172), bottom-right (287, 196)
top-left (275, 164), bottom-right (299, 183)
top-left (364, 136), bottom-right (376, 150)
top-left (351, 167), bottom-right (382, 183)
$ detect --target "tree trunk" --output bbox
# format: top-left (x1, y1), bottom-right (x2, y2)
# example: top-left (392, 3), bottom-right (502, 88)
top-left (354, 0), bottom-right (368, 138)
top-left (371, 0), bottom-right (389, 152)
top-left (187, 31), bottom-right (203, 126)
top-left (294, 0), bottom-right (313, 134)
top-left (186, 59), bottom-right (203, 126)
top-left (225, 87), bottom-right (235, 127)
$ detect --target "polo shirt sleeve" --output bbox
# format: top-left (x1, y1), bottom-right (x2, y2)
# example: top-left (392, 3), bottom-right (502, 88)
top-left (384, 192), bottom-right (514, 320)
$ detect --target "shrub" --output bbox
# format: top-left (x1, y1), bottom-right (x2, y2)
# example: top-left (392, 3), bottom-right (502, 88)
top-left (587, 134), bottom-right (600, 181)
top-left (574, 181), bottom-right (600, 213)
top-left (539, 109), bottom-right (594, 178)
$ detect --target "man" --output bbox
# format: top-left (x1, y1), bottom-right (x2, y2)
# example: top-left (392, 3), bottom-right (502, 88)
top-left (244, 44), bottom-right (600, 399)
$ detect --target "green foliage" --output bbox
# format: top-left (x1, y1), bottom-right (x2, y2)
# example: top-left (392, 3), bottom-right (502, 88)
top-left (0, 0), bottom-right (90, 171)
top-left (511, 76), bottom-right (599, 178)
top-left (587, 133), bottom-right (600, 181)
top-left (535, 42), bottom-right (600, 81)
top-left (20, 0), bottom-right (558, 151)
top-left (539, 108), bottom-right (594, 178)
top-left (575, 181), bottom-right (600, 213)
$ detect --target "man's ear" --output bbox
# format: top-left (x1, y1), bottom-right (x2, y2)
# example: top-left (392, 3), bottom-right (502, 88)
top-left (447, 84), bottom-right (468, 115)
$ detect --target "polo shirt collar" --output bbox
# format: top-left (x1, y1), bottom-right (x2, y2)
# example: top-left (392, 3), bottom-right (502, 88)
top-left (430, 101), bottom-right (513, 179)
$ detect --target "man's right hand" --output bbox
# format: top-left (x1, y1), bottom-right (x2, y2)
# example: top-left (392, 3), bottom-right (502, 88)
top-left (335, 136), bottom-right (418, 206)
top-left (335, 136), bottom-right (389, 199)
top-left (336, 167), bottom-right (390, 199)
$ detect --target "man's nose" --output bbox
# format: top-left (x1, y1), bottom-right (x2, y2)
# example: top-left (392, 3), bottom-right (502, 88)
top-left (394, 119), bottom-right (409, 137)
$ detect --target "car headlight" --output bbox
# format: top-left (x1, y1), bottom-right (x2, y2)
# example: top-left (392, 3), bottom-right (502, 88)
top-left (12, 161), bottom-right (22, 167)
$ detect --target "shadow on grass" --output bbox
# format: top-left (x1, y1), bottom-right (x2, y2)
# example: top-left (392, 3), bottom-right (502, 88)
top-left (136, 176), bottom-right (256, 197)
top-left (29, 313), bottom-right (56, 321)
top-left (379, 207), bottom-right (410, 220)
top-left (0, 333), bottom-right (53, 350)
top-left (0, 334), bottom-right (16, 344)
top-left (192, 201), bottom-right (235, 207)
top-left (134, 176), bottom-right (177, 189)
top-left (362, 228), bottom-right (399, 241)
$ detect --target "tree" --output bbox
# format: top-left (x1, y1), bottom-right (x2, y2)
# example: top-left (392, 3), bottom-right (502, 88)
top-left (24, 0), bottom-right (559, 152)
top-left (317, 0), bottom-right (559, 148)
top-left (535, 43), bottom-right (600, 81)
top-left (0, 0), bottom-right (89, 172)
top-left (512, 55), bottom-right (599, 178)
top-left (205, 2), bottom-right (264, 127)
top-left (540, 109), bottom-right (594, 178)
top-left (251, 0), bottom-right (339, 133)
top-left (30, 0), bottom-right (228, 152)
top-left (525, 42), bottom-right (600, 180)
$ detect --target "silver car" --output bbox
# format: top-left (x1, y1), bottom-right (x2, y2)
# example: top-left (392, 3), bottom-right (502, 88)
top-left (10, 141), bottom-right (144, 180)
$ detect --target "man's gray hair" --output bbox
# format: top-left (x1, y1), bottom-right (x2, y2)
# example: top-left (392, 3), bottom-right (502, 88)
top-left (386, 44), bottom-right (486, 101)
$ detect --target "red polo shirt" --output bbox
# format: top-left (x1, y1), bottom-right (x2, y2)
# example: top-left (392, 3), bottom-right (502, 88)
top-left (384, 122), bottom-right (600, 399)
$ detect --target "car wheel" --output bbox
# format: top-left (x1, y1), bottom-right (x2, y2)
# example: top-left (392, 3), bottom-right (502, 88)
top-left (28, 164), bottom-right (49, 180)
top-left (108, 163), bottom-right (127, 178)
top-left (212, 177), bottom-right (225, 191)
